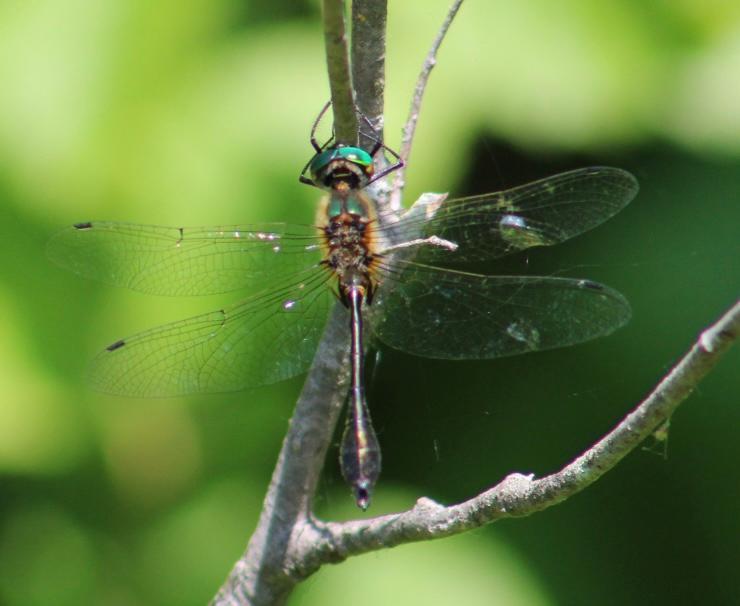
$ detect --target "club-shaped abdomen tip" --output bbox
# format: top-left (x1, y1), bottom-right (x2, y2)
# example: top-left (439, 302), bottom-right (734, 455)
top-left (354, 479), bottom-right (372, 511)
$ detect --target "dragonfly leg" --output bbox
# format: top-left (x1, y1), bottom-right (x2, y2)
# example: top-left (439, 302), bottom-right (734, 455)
top-left (310, 100), bottom-right (333, 153)
top-left (380, 234), bottom-right (458, 255)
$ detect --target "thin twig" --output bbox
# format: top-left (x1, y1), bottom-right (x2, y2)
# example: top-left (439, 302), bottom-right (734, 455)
top-left (389, 0), bottom-right (465, 210)
top-left (323, 0), bottom-right (358, 144)
top-left (352, 0), bottom-right (387, 146)
top-left (296, 298), bottom-right (740, 560)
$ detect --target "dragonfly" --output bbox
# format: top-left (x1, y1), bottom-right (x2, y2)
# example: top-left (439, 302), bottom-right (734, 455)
top-left (48, 116), bottom-right (638, 509)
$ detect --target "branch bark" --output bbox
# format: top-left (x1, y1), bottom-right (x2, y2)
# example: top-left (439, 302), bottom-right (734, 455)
top-left (351, 0), bottom-right (387, 144)
top-left (211, 2), bottom-right (739, 603)
top-left (323, 0), bottom-right (357, 144)
top-left (297, 298), bottom-right (740, 559)
top-left (211, 306), bottom-right (351, 606)
top-left (216, 279), bottom-right (738, 603)
top-left (212, 2), bottom-right (381, 604)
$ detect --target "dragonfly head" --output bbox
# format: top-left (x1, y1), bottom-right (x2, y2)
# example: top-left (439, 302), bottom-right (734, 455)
top-left (306, 144), bottom-right (374, 191)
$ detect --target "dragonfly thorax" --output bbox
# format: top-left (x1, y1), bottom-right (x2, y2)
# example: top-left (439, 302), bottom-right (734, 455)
top-left (322, 200), bottom-right (377, 306)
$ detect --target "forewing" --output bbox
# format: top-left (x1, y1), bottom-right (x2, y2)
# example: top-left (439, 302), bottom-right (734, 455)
top-left (371, 262), bottom-right (630, 359)
top-left (390, 167), bottom-right (637, 263)
top-left (87, 268), bottom-right (334, 396)
top-left (47, 221), bottom-right (322, 295)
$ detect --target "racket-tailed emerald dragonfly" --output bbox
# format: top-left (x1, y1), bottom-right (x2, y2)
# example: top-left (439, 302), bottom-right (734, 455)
top-left (48, 116), bottom-right (637, 509)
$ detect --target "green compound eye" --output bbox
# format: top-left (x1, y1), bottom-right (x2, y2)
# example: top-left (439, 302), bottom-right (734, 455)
top-left (339, 147), bottom-right (372, 166)
top-left (309, 146), bottom-right (373, 179)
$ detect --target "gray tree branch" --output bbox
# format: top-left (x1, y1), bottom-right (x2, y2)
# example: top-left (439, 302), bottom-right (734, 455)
top-left (297, 298), bottom-right (740, 559)
top-left (211, 2), bottom-right (382, 604)
top-left (211, 306), bottom-right (351, 606)
top-left (350, 0), bottom-right (396, 211)
top-left (351, 0), bottom-right (387, 143)
top-left (323, 0), bottom-right (357, 144)
top-left (211, 3), bottom-right (739, 604)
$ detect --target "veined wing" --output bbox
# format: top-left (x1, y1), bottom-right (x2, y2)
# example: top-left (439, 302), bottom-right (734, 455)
top-left (387, 167), bottom-right (637, 264)
top-left (87, 266), bottom-right (333, 396)
top-left (47, 221), bottom-right (323, 296)
top-left (370, 260), bottom-right (630, 359)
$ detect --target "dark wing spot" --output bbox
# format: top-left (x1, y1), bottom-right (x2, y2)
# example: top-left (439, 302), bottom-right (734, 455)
top-left (106, 339), bottom-right (126, 352)
top-left (580, 280), bottom-right (604, 291)
top-left (73, 222), bottom-right (93, 230)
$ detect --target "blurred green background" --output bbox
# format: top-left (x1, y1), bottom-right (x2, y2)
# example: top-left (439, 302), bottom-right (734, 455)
top-left (1, 0), bottom-right (738, 604)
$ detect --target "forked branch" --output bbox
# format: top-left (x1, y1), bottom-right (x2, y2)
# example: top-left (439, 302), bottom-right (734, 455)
top-left (298, 299), bottom-right (740, 558)
top-left (211, 1), bottom-right (739, 603)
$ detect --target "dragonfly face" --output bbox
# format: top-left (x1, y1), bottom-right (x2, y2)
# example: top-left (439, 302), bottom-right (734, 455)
top-left (308, 144), bottom-right (375, 190)
top-left (300, 100), bottom-right (404, 191)
top-left (48, 134), bottom-right (638, 509)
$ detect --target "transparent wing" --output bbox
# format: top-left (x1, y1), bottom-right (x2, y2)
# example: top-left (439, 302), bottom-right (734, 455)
top-left (87, 267), bottom-right (334, 396)
top-left (384, 167), bottom-right (638, 263)
top-left (370, 261), bottom-right (630, 359)
top-left (47, 221), bottom-right (323, 295)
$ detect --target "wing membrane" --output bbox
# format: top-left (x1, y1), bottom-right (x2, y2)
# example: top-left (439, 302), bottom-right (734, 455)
top-left (47, 221), bottom-right (322, 295)
top-left (371, 261), bottom-right (630, 359)
top-left (51, 166), bottom-right (635, 396)
top-left (87, 267), bottom-right (333, 396)
top-left (387, 167), bottom-right (637, 263)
